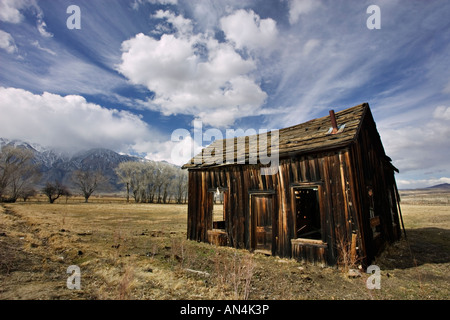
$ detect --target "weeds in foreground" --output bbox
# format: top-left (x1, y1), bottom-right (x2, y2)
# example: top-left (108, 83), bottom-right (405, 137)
top-left (335, 232), bottom-right (363, 273)
top-left (118, 266), bottom-right (135, 300)
top-left (213, 251), bottom-right (256, 299)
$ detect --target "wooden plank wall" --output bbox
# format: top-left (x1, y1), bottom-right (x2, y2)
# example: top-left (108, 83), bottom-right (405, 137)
top-left (349, 109), bottom-right (402, 264)
top-left (187, 107), bottom-right (401, 266)
top-left (187, 148), bottom-right (361, 266)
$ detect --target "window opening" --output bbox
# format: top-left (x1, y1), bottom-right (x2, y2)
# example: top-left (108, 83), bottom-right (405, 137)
top-left (212, 188), bottom-right (225, 230)
top-left (294, 187), bottom-right (322, 240)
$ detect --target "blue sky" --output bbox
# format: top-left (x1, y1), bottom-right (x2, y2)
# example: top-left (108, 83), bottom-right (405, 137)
top-left (0, 0), bottom-right (449, 189)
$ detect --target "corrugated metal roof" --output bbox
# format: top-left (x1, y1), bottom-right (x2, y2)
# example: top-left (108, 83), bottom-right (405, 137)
top-left (182, 103), bottom-right (368, 169)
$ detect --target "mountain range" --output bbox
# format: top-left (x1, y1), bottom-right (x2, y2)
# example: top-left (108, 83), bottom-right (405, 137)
top-left (0, 138), bottom-right (145, 192)
top-left (426, 183), bottom-right (450, 190)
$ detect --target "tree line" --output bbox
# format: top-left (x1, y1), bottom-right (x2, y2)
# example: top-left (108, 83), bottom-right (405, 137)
top-left (115, 161), bottom-right (188, 204)
top-left (0, 145), bottom-right (188, 204)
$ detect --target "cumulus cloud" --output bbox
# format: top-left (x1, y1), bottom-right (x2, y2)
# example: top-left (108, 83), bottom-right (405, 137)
top-left (0, 30), bottom-right (17, 54)
top-left (0, 87), bottom-right (159, 155)
top-left (130, 134), bottom-right (202, 166)
top-left (152, 9), bottom-right (193, 35)
top-left (118, 11), bottom-right (268, 127)
top-left (0, 85), bottom-right (197, 166)
top-left (220, 9), bottom-right (278, 51)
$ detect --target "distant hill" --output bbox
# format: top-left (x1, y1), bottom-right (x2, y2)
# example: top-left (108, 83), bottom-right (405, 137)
top-left (0, 138), bottom-right (147, 192)
top-left (426, 183), bottom-right (450, 190)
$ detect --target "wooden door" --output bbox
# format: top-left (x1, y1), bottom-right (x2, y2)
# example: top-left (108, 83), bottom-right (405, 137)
top-left (251, 195), bottom-right (274, 253)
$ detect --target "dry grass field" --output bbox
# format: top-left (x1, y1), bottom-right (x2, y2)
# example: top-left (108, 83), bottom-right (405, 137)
top-left (1, 192), bottom-right (449, 300)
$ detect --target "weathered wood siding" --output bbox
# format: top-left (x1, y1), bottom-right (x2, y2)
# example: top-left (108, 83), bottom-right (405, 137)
top-left (187, 147), bottom-right (363, 265)
top-left (186, 105), bottom-right (402, 266)
top-left (349, 108), bottom-right (402, 263)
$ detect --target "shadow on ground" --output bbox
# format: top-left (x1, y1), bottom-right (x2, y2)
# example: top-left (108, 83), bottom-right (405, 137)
top-left (376, 227), bottom-right (450, 269)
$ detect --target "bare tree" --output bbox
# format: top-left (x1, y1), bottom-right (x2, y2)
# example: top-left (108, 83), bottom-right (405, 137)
top-left (129, 162), bottom-right (143, 203)
top-left (115, 161), bottom-right (147, 203)
top-left (42, 180), bottom-right (70, 204)
top-left (115, 162), bottom-right (134, 203)
top-left (141, 162), bottom-right (156, 203)
top-left (161, 165), bottom-right (176, 204)
top-left (175, 170), bottom-right (188, 204)
top-left (19, 187), bottom-right (37, 202)
top-left (72, 169), bottom-right (107, 203)
top-left (115, 160), bottom-right (186, 204)
top-left (0, 146), bottom-right (41, 202)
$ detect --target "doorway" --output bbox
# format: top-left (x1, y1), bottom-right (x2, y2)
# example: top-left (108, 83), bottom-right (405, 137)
top-left (250, 193), bottom-right (274, 254)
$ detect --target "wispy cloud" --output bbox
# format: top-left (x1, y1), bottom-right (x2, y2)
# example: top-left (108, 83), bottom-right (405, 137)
top-left (31, 40), bottom-right (56, 56)
top-left (287, 0), bottom-right (321, 25)
top-left (0, 0), bottom-right (52, 37)
top-left (0, 0), bottom-right (448, 187)
top-left (0, 29), bottom-right (17, 54)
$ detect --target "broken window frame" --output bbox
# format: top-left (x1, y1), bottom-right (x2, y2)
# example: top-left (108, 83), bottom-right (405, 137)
top-left (290, 182), bottom-right (325, 243)
top-left (208, 187), bottom-right (228, 230)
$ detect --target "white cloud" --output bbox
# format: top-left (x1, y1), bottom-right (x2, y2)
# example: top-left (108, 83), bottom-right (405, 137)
top-left (433, 105), bottom-right (450, 120)
top-left (380, 106), bottom-right (450, 174)
top-left (0, 30), bottom-right (17, 54)
top-left (118, 11), bottom-right (268, 127)
top-left (0, 0), bottom-right (27, 23)
top-left (31, 40), bottom-right (56, 56)
top-left (302, 38), bottom-right (320, 56)
top-left (37, 20), bottom-right (53, 38)
top-left (153, 9), bottom-right (193, 35)
top-left (132, 134), bottom-right (202, 166)
top-left (287, 0), bottom-right (321, 24)
top-left (0, 0), bottom-right (52, 37)
top-left (0, 87), bottom-right (159, 155)
top-left (220, 9), bottom-right (278, 51)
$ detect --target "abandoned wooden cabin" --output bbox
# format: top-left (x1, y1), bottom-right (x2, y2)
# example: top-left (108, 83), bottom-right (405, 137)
top-left (182, 103), bottom-right (403, 266)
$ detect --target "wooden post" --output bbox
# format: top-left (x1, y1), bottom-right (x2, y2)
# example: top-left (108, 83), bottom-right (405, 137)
top-left (350, 233), bottom-right (357, 265)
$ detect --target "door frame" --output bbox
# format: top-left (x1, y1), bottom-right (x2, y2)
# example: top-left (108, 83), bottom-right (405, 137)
top-left (248, 190), bottom-right (276, 254)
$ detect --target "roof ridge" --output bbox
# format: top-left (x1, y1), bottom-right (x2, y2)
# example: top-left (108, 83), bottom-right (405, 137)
top-left (183, 103), bottom-right (369, 169)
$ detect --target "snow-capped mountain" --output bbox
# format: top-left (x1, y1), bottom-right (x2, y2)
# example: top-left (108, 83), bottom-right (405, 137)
top-left (0, 138), bottom-right (142, 191)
